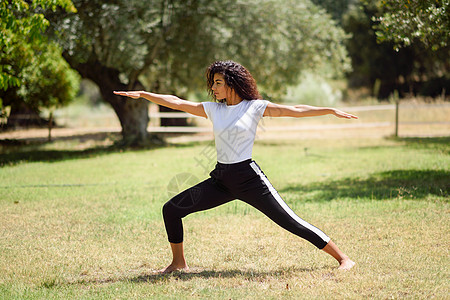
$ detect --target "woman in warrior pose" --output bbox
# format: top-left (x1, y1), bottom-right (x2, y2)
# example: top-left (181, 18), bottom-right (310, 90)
top-left (114, 60), bottom-right (357, 273)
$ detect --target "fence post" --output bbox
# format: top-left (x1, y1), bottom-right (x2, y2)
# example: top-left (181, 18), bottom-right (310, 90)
top-left (48, 111), bottom-right (53, 142)
top-left (393, 90), bottom-right (399, 137)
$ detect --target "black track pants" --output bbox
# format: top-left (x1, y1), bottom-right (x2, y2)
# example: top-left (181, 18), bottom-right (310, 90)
top-left (162, 159), bottom-right (330, 249)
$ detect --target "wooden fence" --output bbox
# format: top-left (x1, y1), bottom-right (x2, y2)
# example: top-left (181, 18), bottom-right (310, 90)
top-left (1, 102), bottom-right (448, 140)
top-left (147, 103), bottom-right (450, 137)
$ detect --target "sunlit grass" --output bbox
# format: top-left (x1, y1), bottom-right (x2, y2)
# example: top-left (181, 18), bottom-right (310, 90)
top-left (0, 137), bottom-right (448, 299)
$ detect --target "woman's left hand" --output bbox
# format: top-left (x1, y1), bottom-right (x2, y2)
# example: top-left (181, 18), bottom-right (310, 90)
top-left (333, 109), bottom-right (358, 119)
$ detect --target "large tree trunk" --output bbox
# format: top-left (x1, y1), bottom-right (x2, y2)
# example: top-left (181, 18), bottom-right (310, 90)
top-left (65, 55), bottom-right (150, 146)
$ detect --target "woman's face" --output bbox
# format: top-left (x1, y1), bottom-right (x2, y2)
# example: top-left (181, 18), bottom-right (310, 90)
top-left (211, 73), bottom-right (231, 100)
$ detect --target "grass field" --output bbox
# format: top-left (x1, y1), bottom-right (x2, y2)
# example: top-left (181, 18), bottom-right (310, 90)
top-left (0, 135), bottom-right (449, 299)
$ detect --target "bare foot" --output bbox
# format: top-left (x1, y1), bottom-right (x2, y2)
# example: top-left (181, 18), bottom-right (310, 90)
top-left (338, 258), bottom-right (356, 270)
top-left (158, 263), bottom-right (189, 274)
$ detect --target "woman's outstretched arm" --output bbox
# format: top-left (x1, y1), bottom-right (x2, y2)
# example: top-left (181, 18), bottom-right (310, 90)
top-left (113, 91), bottom-right (207, 118)
top-left (263, 102), bottom-right (358, 119)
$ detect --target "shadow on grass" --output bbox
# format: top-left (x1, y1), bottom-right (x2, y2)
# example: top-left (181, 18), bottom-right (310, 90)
top-left (395, 136), bottom-right (450, 147)
top-left (0, 132), bottom-right (209, 167)
top-left (280, 169), bottom-right (449, 202)
top-left (0, 146), bottom-right (114, 167)
top-left (386, 136), bottom-right (450, 154)
top-left (65, 266), bottom-right (325, 287)
top-left (130, 267), bottom-right (318, 284)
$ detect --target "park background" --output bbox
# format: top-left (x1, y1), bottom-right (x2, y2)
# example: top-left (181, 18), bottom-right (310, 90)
top-left (0, 0), bottom-right (449, 299)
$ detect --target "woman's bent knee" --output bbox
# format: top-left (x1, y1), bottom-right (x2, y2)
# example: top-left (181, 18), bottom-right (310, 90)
top-left (163, 200), bottom-right (186, 221)
top-left (162, 201), bottom-right (175, 218)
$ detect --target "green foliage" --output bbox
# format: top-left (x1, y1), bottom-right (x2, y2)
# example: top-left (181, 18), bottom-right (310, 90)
top-left (17, 43), bottom-right (80, 111)
top-left (40, 0), bottom-right (351, 144)
top-left (375, 0), bottom-right (450, 51)
top-left (342, 1), bottom-right (450, 98)
top-left (309, 0), bottom-right (449, 98)
top-left (50, 0), bottom-right (350, 98)
top-left (0, 0), bottom-right (76, 90)
top-left (0, 38), bottom-right (80, 114)
top-left (0, 0), bottom-right (79, 116)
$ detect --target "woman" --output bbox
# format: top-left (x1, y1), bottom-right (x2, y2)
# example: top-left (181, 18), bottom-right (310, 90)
top-left (114, 60), bottom-right (357, 273)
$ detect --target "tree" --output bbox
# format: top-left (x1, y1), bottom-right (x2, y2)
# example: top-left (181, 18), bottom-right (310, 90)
top-left (48, 0), bottom-right (350, 146)
top-left (1, 42), bottom-right (80, 127)
top-left (0, 0), bottom-right (79, 127)
top-left (375, 0), bottom-right (450, 51)
top-left (342, 1), bottom-right (450, 98)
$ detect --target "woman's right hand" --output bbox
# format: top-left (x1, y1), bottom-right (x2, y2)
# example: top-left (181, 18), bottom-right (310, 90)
top-left (114, 90), bottom-right (207, 118)
top-left (113, 91), bottom-right (143, 99)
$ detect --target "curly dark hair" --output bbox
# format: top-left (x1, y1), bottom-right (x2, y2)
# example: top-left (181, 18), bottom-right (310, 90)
top-left (206, 60), bottom-right (262, 102)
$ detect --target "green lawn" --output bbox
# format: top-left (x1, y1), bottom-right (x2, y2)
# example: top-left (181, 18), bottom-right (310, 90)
top-left (0, 136), bottom-right (448, 299)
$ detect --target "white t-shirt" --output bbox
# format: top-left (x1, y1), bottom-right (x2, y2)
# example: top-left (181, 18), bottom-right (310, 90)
top-left (202, 100), bottom-right (269, 164)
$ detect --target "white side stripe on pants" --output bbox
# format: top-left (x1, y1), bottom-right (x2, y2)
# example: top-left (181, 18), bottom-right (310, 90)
top-left (249, 161), bottom-right (331, 244)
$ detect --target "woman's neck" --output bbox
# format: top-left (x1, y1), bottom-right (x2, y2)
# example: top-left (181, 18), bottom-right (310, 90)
top-left (226, 95), bottom-right (243, 106)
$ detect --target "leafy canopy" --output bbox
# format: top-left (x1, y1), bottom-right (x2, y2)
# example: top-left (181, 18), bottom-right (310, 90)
top-left (52, 0), bottom-right (350, 98)
top-left (0, 0), bottom-right (76, 90)
top-left (0, 0), bottom-right (79, 113)
top-left (375, 0), bottom-right (450, 51)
